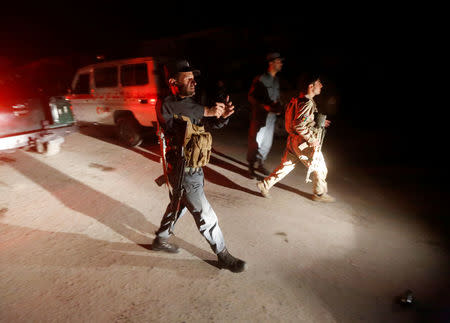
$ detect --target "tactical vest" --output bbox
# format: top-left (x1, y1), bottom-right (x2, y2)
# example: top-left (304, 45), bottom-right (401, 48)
top-left (178, 115), bottom-right (212, 167)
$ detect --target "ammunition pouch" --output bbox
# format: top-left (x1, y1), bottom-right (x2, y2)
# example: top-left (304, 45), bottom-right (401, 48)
top-left (178, 115), bottom-right (212, 168)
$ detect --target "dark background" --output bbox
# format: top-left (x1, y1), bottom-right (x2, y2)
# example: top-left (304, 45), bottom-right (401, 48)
top-left (0, 3), bottom-right (446, 183)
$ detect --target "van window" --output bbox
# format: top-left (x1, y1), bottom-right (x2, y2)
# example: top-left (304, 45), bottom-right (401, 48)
top-left (73, 73), bottom-right (90, 94)
top-left (121, 63), bottom-right (149, 86)
top-left (94, 67), bottom-right (118, 88)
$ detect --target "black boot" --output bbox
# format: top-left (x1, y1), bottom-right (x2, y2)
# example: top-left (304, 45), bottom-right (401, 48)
top-left (217, 248), bottom-right (246, 273)
top-left (152, 236), bottom-right (180, 253)
top-left (248, 163), bottom-right (257, 179)
top-left (256, 162), bottom-right (270, 176)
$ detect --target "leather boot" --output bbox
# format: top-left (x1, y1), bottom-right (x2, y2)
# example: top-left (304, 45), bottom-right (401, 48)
top-left (217, 248), bottom-right (246, 273)
top-left (256, 162), bottom-right (270, 176)
top-left (152, 236), bottom-right (180, 253)
top-left (248, 163), bottom-right (257, 179)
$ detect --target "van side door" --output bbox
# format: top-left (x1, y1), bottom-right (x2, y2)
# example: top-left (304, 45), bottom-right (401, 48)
top-left (92, 66), bottom-right (120, 125)
top-left (69, 72), bottom-right (97, 123)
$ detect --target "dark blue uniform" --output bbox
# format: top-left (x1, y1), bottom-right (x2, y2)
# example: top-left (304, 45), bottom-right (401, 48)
top-left (247, 72), bottom-right (281, 164)
top-left (155, 95), bottom-right (228, 254)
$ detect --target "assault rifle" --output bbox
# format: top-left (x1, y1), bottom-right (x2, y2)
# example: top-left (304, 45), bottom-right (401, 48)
top-left (306, 113), bottom-right (327, 183)
top-left (167, 115), bottom-right (188, 234)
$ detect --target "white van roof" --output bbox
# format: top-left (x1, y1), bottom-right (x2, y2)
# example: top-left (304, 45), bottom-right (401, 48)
top-left (75, 56), bottom-right (156, 74)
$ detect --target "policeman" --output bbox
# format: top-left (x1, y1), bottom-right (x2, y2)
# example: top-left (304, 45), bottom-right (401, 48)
top-left (256, 74), bottom-right (335, 202)
top-left (247, 52), bottom-right (284, 178)
top-left (152, 59), bottom-right (246, 273)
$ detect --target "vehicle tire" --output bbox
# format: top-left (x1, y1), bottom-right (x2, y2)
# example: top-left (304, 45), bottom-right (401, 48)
top-left (116, 116), bottom-right (143, 147)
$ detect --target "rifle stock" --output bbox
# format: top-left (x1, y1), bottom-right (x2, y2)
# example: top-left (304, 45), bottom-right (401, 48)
top-left (156, 123), bottom-right (170, 189)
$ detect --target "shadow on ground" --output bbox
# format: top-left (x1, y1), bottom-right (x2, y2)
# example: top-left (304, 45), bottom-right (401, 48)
top-left (9, 150), bottom-right (220, 272)
top-left (78, 124), bottom-right (311, 199)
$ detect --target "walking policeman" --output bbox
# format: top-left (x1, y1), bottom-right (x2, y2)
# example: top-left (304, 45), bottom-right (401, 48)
top-left (247, 52), bottom-right (284, 178)
top-left (152, 59), bottom-right (246, 273)
top-left (256, 74), bottom-right (335, 202)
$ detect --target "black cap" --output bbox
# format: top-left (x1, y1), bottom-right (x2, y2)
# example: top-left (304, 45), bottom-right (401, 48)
top-left (166, 59), bottom-right (200, 78)
top-left (266, 52), bottom-right (284, 62)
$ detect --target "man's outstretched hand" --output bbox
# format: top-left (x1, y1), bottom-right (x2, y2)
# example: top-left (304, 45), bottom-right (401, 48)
top-left (204, 103), bottom-right (224, 118)
top-left (222, 95), bottom-right (235, 118)
top-left (204, 95), bottom-right (235, 118)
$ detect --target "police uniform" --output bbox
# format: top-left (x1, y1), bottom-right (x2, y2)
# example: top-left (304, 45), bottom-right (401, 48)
top-left (155, 94), bottom-right (229, 254)
top-left (259, 94), bottom-right (328, 196)
top-left (247, 72), bottom-right (281, 168)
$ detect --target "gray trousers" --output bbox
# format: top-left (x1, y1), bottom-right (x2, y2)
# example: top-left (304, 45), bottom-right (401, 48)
top-left (155, 168), bottom-right (226, 254)
top-left (247, 112), bottom-right (277, 164)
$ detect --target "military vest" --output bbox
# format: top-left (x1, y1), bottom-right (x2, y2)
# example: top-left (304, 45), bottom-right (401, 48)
top-left (178, 115), bottom-right (212, 167)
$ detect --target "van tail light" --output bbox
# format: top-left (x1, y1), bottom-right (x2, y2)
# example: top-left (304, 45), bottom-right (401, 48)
top-left (139, 97), bottom-right (157, 105)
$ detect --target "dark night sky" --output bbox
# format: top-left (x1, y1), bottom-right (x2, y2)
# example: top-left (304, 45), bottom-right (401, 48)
top-left (1, 4), bottom-right (413, 92)
top-left (0, 2), bottom-right (418, 59)
top-left (0, 3), bottom-right (438, 104)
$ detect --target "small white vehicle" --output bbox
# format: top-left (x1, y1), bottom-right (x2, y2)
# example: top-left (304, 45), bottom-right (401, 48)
top-left (67, 57), bottom-right (169, 146)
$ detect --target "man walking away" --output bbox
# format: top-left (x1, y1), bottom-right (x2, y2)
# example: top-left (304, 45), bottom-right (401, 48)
top-left (247, 52), bottom-right (284, 179)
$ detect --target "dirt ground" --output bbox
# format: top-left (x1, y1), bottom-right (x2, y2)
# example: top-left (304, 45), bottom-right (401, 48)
top-left (1, 124), bottom-right (449, 322)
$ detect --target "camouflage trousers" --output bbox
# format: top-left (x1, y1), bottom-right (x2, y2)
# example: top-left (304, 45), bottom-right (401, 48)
top-left (260, 148), bottom-right (328, 195)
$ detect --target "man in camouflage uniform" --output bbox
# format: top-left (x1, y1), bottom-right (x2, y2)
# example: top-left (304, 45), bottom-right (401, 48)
top-left (256, 74), bottom-right (335, 202)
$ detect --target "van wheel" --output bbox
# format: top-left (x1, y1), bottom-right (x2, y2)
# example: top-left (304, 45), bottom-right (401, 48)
top-left (117, 116), bottom-right (143, 147)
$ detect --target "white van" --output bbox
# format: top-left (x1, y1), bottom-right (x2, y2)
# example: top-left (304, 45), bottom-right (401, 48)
top-left (67, 57), bottom-right (169, 146)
